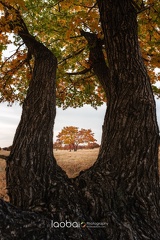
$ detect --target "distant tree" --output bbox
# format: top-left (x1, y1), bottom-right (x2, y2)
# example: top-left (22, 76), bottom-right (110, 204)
top-left (56, 126), bottom-right (78, 151)
top-left (87, 142), bottom-right (100, 149)
top-left (53, 139), bottom-right (62, 151)
top-left (78, 128), bottom-right (98, 149)
top-left (56, 126), bottom-right (97, 151)
top-left (0, 1), bottom-right (160, 239)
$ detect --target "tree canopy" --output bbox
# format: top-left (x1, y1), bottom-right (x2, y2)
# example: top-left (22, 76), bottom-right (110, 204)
top-left (55, 126), bottom-right (97, 150)
top-left (0, 1), bottom-right (160, 239)
top-left (0, 0), bottom-right (160, 108)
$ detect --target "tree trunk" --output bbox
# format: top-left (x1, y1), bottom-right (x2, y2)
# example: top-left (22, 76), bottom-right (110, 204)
top-left (76, 0), bottom-right (160, 239)
top-left (1, 1), bottom-right (160, 239)
top-left (2, 14), bottom-right (106, 238)
top-left (97, 0), bottom-right (160, 201)
top-left (6, 39), bottom-right (59, 209)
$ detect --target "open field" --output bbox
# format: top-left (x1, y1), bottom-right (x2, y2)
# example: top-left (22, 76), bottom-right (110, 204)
top-left (0, 148), bottom-right (160, 201)
top-left (0, 148), bottom-right (99, 201)
top-left (54, 149), bottom-right (99, 178)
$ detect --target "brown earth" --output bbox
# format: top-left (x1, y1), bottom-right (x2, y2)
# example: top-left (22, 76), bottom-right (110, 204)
top-left (0, 148), bottom-right (160, 202)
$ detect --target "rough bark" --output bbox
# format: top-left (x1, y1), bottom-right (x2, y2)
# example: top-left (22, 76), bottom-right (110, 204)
top-left (75, 0), bottom-right (160, 239)
top-left (80, 30), bottom-right (110, 100)
top-left (1, 1), bottom-right (160, 239)
top-left (1, 15), bottom-right (105, 239)
top-left (0, 198), bottom-right (107, 240)
top-left (6, 39), bottom-right (58, 209)
top-left (1, 5), bottom-right (106, 240)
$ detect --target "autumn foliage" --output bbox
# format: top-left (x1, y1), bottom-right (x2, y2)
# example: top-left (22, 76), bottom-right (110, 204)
top-left (0, 0), bottom-right (159, 107)
top-left (0, 1), bottom-right (160, 239)
top-left (54, 126), bottom-right (98, 151)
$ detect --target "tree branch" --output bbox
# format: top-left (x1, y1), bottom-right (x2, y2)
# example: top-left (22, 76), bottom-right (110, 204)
top-left (137, 4), bottom-right (154, 14)
top-left (87, 3), bottom-right (98, 13)
top-left (58, 47), bottom-right (85, 64)
top-left (1, 43), bottom-right (24, 69)
top-left (80, 30), bottom-right (110, 99)
top-left (0, 1), bottom-right (46, 56)
top-left (131, 0), bottom-right (154, 14)
top-left (0, 155), bottom-right (8, 160)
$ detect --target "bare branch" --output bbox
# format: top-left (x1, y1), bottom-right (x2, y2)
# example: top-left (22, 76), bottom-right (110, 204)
top-left (137, 4), bottom-right (154, 14)
top-left (88, 3), bottom-right (98, 14)
top-left (0, 155), bottom-right (8, 160)
top-left (131, 0), bottom-right (154, 14)
top-left (1, 43), bottom-right (25, 70)
top-left (58, 47), bottom-right (85, 64)
top-left (131, 0), bottom-right (142, 11)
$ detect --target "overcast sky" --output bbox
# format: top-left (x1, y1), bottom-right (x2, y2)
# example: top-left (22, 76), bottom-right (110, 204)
top-left (0, 103), bottom-right (106, 147)
top-left (1, 98), bottom-right (160, 148)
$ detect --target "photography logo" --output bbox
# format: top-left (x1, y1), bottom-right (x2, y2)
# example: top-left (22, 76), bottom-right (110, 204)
top-left (80, 221), bottom-right (87, 228)
top-left (51, 220), bottom-right (80, 228)
top-left (51, 220), bottom-right (107, 229)
top-left (80, 221), bottom-right (107, 229)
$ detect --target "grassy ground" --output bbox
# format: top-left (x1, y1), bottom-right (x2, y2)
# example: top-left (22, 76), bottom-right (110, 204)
top-left (0, 148), bottom-right (160, 201)
top-left (0, 148), bottom-right (99, 201)
top-left (54, 149), bottom-right (99, 178)
top-left (0, 150), bottom-right (8, 201)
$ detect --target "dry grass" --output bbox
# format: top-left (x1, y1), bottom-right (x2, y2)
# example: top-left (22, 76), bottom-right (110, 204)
top-left (0, 148), bottom-right (160, 201)
top-left (0, 148), bottom-right (99, 201)
top-left (54, 149), bottom-right (99, 178)
top-left (0, 150), bottom-right (9, 201)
